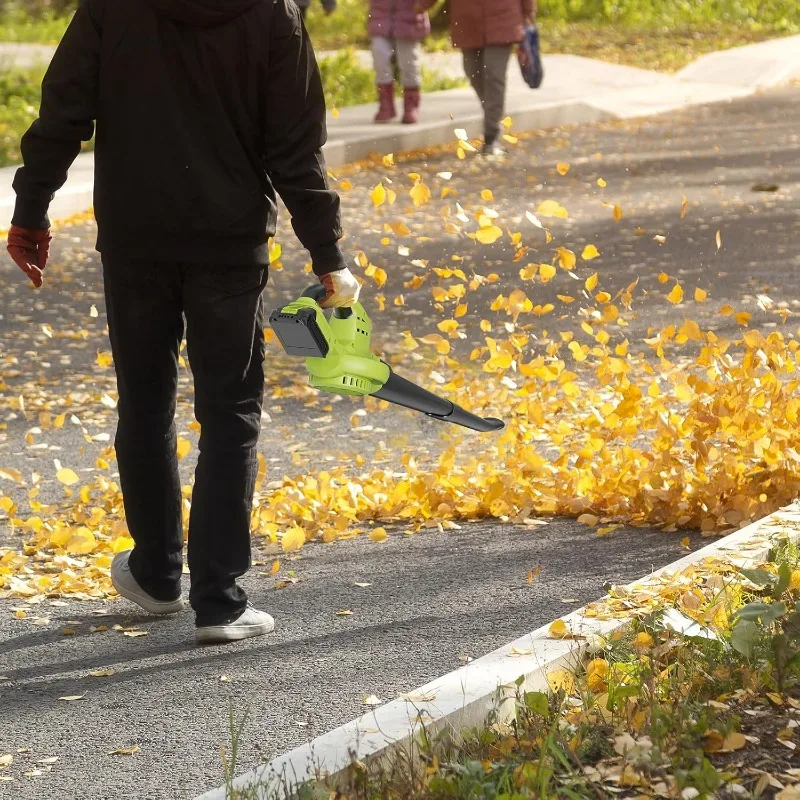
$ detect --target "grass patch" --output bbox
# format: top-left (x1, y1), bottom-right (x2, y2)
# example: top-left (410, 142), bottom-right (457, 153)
top-left (0, 54), bottom-right (462, 169)
top-left (0, 5), bottom-right (69, 44)
top-left (0, 0), bottom-right (796, 75)
top-left (224, 535), bottom-right (800, 798)
top-left (544, 20), bottom-right (798, 73)
top-left (0, 65), bottom-right (44, 166)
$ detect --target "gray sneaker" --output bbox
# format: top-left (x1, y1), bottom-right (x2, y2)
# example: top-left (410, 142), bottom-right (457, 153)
top-left (196, 604), bottom-right (275, 645)
top-left (110, 550), bottom-right (186, 615)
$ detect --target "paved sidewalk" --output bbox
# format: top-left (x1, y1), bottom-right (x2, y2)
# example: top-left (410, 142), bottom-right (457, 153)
top-left (2, 82), bottom-right (799, 799)
top-left (1, 36), bottom-right (798, 221)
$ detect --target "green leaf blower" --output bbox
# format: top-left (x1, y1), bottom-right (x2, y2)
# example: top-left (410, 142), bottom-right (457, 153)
top-left (268, 285), bottom-right (504, 432)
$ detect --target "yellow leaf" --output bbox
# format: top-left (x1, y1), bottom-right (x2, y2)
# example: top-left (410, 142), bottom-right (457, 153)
top-left (556, 247), bottom-right (576, 270)
top-left (585, 272), bottom-right (598, 291)
top-left (56, 468), bottom-right (80, 486)
top-left (370, 182), bottom-right (387, 207)
top-left (612, 204), bottom-right (623, 221)
top-left (410, 181), bottom-right (431, 207)
top-left (658, 272), bottom-right (669, 284)
top-left (536, 199), bottom-right (568, 219)
top-left (389, 221), bottom-right (411, 236)
top-left (65, 527), bottom-right (96, 555)
top-left (108, 745), bottom-right (140, 756)
top-left (539, 264), bottom-right (557, 283)
top-left (437, 320), bottom-right (459, 334)
top-left (475, 225), bottom-right (503, 245)
top-left (680, 536), bottom-right (691, 549)
top-left (0, 467), bottom-right (23, 483)
top-left (694, 287), bottom-right (708, 302)
top-left (680, 195), bottom-right (689, 219)
top-left (547, 669), bottom-right (576, 694)
top-left (97, 351), bottom-right (113, 367)
top-left (281, 526), bottom-right (306, 553)
top-left (269, 241), bottom-right (282, 264)
top-left (667, 284), bottom-right (684, 305)
top-left (176, 438), bottom-right (191, 460)
top-left (548, 619), bottom-right (569, 638)
top-left (581, 244), bottom-right (600, 261)
top-left (270, 560), bottom-right (280, 575)
top-left (720, 732), bottom-right (747, 752)
top-left (480, 189), bottom-right (493, 201)
top-left (586, 658), bottom-right (609, 692)
top-left (715, 229), bottom-right (722, 252)
top-left (633, 631), bottom-right (653, 652)
top-left (369, 527), bottom-right (387, 543)
top-left (556, 162), bottom-right (570, 176)
top-left (597, 177), bottom-right (607, 188)
top-left (111, 535), bottom-right (135, 554)
top-left (382, 153), bottom-right (394, 167)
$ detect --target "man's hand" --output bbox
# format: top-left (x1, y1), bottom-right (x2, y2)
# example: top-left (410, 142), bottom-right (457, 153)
top-left (7, 225), bottom-right (52, 288)
top-left (318, 266), bottom-right (360, 308)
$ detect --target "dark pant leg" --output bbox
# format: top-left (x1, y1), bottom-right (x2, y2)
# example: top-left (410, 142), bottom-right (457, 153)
top-left (483, 44), bottom-right (512, 145)
top-left (183, 264), bottom-right (268, 626)
top-left (462, 47), bottom-right (485, 105)
top-left (103, 257), bottom-right (185, 601)
top-left (299, 4), bottom-right (307, 19)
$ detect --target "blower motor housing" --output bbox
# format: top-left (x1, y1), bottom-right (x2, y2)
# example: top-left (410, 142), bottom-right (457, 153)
top-left (269, 298), bottom-right (390, 397)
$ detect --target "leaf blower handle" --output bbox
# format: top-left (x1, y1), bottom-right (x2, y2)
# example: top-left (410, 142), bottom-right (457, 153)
top-left (301, 283), bottom-right (353, 319)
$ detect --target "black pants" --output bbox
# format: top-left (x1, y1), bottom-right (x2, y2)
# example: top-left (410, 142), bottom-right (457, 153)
top-left (103, 258), bottom-right (268, 626)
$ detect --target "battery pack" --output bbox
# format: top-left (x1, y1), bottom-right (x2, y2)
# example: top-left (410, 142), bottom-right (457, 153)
top-left (268, 307), bottom-right (329, 358)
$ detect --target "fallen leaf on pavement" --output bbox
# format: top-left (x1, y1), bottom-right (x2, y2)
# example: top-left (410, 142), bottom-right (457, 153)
top-left (108, 745), bottom-right (139, 756)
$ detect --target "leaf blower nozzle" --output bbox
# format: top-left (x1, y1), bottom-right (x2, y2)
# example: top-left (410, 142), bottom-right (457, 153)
top-left (268, 284), bottom-right (504, 433)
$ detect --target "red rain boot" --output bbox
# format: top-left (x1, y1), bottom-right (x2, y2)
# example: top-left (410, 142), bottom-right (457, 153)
top-left (402, 87), bottom-right (421, 124)
top-left (374, 83), bottom-right (396, 124)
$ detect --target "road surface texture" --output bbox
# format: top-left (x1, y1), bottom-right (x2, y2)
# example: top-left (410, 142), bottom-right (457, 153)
top-left (1, 85), bottom-right (799, 797)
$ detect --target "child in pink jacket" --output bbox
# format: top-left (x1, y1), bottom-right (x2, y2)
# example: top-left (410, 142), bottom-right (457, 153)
top-left (368, 0), bottom-right (436, 124)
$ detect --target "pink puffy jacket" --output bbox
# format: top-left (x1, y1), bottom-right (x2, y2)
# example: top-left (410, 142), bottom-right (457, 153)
top-left (368, 0), bottom-right (436, 41)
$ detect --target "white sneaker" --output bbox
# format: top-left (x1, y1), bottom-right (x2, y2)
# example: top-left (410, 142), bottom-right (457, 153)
top-left (110, 550), bottom-right (186, 616)
top-left (483, 141), bottom-right (508, 160)
top-left (196, 604), bottom-right (275, 645)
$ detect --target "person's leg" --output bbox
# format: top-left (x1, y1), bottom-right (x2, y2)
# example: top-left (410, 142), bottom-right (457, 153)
top-left (298, 4), bottom-right (307, 20)
top-left (371, 35), bottom-right (397, 123)
top-left (183, 264), bottom-right (269, 626)
top-left (397, 39), bottom-right (422, 124)
top-left (482, 44), bottom-right (513, 146)
top-left (462, 47), bottom-right (485, 105)
top-left (396, 38), bottom-right (422, 89)
top-left (103, 257), bottom-right (185, 601)
top-left (371, 35), bottom-right (395, 85)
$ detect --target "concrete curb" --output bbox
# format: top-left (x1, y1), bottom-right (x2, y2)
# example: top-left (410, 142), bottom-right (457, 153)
top-left (197, 502), bottom-right (800, 799)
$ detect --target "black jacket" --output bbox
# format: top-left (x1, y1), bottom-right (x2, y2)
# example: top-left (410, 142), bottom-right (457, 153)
top-left (12, 0), bottom-right (346, 273)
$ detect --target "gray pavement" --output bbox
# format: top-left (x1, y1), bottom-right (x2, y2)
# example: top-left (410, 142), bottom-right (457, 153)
top-left (1, 85), bottom-right (799, 797)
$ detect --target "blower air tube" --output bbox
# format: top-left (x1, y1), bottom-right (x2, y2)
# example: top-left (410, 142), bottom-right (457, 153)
top-left (372, 369), bottom-right (504, 433)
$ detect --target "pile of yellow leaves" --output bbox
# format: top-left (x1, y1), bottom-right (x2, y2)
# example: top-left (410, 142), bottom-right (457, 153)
top-left (3, 140), bottom-right (800, 599)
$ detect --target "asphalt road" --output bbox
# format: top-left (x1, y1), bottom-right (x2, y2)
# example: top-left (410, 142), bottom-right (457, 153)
top-left (1, 85), bottom-right (799, 798)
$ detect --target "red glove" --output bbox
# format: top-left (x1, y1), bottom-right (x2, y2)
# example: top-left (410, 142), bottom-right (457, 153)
top-left (7, 225), bottom-right (52, 288)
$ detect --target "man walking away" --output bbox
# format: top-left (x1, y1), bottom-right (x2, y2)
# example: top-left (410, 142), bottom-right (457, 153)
top-left (449, 0), bottom-right (536, 157)
top-left (6, 0), bottom-right (360, 644)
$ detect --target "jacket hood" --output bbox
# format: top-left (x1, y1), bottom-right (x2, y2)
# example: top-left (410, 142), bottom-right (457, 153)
top-left (145, 0), bottom-right (261, 27)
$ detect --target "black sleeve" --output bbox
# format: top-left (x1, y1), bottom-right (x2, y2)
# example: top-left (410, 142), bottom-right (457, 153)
top-left (11, 0), bottom-right (100, 229)
top-left (263, 0), bottom-right (346, 275)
